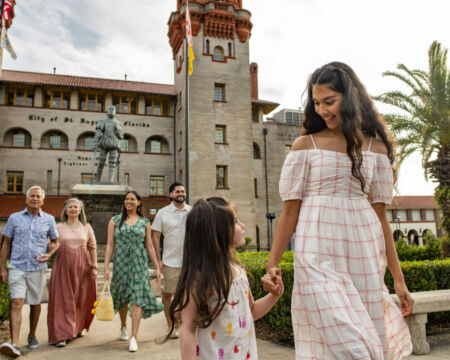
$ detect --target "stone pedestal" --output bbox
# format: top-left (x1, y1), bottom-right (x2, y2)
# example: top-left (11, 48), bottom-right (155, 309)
top-left (71, 184), bottom-right (133, 249)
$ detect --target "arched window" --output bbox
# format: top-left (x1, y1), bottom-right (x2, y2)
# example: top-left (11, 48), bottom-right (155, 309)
top-left (228, 42), bottom-right (232, 57)
top-left (76, 131), bottom-right (96, 150)
top-left (119, 134), bottom-right (137, 152)
top-left (205, 39), bottom-right (210, 54)
top-left (145, 136), bottom-right (169, 153)
top-left (213, 46), bottom-right (224, 61)
top-left (40, 130), bottom-right (69, 149)
top-left (253, 142), bottom-right (261, 159)
top-left (407, 229), bottom-right (419, 246)
top-left (3, 128), bottom-right (32, 148)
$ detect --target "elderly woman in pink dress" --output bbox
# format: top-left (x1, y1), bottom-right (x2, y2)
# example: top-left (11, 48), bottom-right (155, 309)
top-left (47, 198), bottom-right (97, 347)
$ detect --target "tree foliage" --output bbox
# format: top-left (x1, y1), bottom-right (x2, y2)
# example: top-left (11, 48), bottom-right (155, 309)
top-left (375, 41), bottom-right (450, 234)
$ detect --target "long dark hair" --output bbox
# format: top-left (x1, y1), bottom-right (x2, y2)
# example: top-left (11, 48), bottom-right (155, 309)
top-left (303, 62), bottom-right (396, 192)
top-left (118, 190), bottom-right (143, 231)
top-left (166, 196), bottom-right (240, 339)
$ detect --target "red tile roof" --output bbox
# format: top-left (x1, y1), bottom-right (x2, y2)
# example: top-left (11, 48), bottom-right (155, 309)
top-left (0, 70), bottom-right (176, 96)
top-left (0, 195), bottom-right (70, 219)
top-left (252, 98), bottom-right (279, 115)
top-left (388, 196), bottom-right (438, 210)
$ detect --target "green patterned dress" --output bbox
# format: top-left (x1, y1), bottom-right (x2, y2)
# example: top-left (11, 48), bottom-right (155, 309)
top-left (110, 215), bottom-right (163, 318)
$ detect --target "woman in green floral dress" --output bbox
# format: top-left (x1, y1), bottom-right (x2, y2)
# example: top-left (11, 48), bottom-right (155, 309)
top-left (104, 191), bottom-right (163, 352)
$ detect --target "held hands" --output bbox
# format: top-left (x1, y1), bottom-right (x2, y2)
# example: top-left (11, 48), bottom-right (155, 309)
top-left (261, 267), bottom-right (284, 298)
top-left (394, 281), bottom-right (414, 317)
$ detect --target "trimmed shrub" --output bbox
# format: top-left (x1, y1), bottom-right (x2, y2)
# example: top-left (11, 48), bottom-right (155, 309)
top-left (395, 234), bottom-right (442, 261)
top-left (440, 234), bottom-right (450, 258)
top-left (0, 282), bottom-right (9, 324)
top-left (238, 252), bottom-right (450, 342)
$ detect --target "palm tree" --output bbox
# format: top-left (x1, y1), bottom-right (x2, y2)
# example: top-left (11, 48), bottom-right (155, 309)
top-left (375, 41), bottom-right (450, 235)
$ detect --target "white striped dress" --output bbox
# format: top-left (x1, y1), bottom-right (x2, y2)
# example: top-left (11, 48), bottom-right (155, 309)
top-left (279, 136), bottom-right (412, 359)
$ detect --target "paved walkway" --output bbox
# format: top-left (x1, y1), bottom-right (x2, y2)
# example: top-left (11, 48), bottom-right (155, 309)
top-left (8, 304), bottom-right (449, 359)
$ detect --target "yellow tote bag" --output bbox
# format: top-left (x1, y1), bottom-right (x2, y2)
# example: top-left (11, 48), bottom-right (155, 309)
top-left (95, 280), bottom-right (114, 321)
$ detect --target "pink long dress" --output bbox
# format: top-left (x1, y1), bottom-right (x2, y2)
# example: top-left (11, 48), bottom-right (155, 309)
top-left (47, 223), bottom-right (97, 344)
top-left (279, 136), bottom-right (412, 359)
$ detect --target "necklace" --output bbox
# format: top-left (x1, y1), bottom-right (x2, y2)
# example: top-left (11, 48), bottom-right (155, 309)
top-left (67, 221), bottom-right (79, 232)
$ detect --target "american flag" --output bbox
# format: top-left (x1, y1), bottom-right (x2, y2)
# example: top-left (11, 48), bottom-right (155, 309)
top-left (1, 0), bottom-right (17, 59)
top-left (2, 0), bottom-right (15, 29)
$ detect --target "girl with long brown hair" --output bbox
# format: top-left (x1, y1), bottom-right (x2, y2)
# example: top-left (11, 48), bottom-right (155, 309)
top-left (266, 62), bottom-right (413, 359)
top-left (168, 197), bottom-right (283, 359)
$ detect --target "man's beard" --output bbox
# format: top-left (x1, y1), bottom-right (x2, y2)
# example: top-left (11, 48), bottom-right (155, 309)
top-left (173, 196), bottom-right (185, 204)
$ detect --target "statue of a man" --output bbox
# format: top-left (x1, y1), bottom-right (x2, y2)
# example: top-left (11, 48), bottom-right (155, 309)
top-left (93, 105), bottom-right (124, 183)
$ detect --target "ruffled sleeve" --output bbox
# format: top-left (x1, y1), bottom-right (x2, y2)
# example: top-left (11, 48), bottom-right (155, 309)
top-left (369, 154), bottom-right (393, 205)
top-left (279, 150), bottom-right (310, 201)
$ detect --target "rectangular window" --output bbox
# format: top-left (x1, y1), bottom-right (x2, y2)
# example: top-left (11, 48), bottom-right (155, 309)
top-left (254, 178), bottom-right (258, 198)
top-left (45, 90), bottom-right (70, 109)
top-left (47, 170), bottom-right (53, 188)
top-left (49, 135), bottom-right (61, 149)
top-left (113, 95), bottom-right (136, 114)
top-left (124, 173), bottom-right (130, 186)
top-left (215, 125), bottom-right (226, 144)
top-left (120, 139), bottom-right (130, 152)
top-left (13, 133), bottom-right (25, 147)
top-left (85, 137), bottom-right (95, 150)
top-left (6, 171), bottom-right (24, 193)
top-left (150, 176), bottom-right (165, 195)
top-left (214, 84), bottom-right (225, 101)
top-left (151, 140), bottom-right (161, 153)
top-left (285, 144), bottom-right (291, 155)
top-left (81, 173), bottom-right (95, 184)
top-left (80, 93), bottom-right (104, 112)
top-left (153, 99), bottom-right (161, 115)
top-left (5, 87), bottom-right (34, 107)
top-left (216, 166), bottom-right (227, 188)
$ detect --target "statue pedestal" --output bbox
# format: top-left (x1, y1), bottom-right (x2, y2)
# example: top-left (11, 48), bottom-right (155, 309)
top-left (70, 184), bottom-right (133, 254)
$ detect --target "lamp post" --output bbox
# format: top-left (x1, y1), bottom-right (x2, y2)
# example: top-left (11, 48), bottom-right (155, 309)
top-left (394, 217), bottom-right (400, 242)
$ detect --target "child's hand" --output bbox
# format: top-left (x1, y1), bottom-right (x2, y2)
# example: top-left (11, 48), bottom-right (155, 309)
top-left (261, 271), bottom-right (284, 298)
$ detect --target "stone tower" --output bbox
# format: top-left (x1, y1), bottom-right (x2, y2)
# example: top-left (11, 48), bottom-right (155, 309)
top-left (168, 0), bottom-right (256, 240)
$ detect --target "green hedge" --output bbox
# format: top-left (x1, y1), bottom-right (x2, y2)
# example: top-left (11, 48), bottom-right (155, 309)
top-left (0, 282), bottom-right (9, 324)
top-left (395, 235), bottom-right (443, 261)
top-left (238, 252), bottom-right (450, 341)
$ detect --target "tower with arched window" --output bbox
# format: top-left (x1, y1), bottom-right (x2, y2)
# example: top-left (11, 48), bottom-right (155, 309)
top-left (168, 0), bottom-right (257, 239)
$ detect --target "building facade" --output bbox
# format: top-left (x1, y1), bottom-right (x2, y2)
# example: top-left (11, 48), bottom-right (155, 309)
top-left (0, 0), bottom-right (442, 248)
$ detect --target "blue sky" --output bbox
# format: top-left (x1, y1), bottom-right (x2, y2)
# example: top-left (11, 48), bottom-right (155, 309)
top-left (3, 0), bottom-right (449, 195)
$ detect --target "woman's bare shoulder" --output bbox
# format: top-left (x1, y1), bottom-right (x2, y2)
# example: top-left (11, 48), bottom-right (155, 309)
top-left (369, 137), bottom-right (388, 155)
top-left (291, 135), bottom-right (314, 151)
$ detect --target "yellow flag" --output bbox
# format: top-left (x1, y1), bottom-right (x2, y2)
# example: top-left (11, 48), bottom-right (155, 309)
top-left (186, 4), bottom-right (194, 75)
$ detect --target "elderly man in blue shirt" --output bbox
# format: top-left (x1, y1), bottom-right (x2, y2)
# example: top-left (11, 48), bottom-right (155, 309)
top-left (0, 186), bottom-right (59, 358)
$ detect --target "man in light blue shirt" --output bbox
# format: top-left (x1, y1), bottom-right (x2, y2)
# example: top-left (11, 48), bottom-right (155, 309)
top-left (0, 186), bottom-right (59, 358)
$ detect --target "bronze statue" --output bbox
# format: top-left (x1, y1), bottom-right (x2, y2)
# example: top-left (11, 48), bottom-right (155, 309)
top-left (92, 105), bottom-right (124, 183)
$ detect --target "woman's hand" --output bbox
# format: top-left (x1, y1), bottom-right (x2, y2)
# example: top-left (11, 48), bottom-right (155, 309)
top-left (104, 268), bottom-right (111, 281)
top-left (155, 268), bottom-right (162, 283)
top-left (394, 281), bottom-right (414, 317)
top-left (262, 272), bottom-right (284, 298)
top-left (92, 268), bottom-right (98, 278)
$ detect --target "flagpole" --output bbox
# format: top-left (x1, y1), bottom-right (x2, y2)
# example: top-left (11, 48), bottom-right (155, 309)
top-left (184, 3), bottom-right (190, 204)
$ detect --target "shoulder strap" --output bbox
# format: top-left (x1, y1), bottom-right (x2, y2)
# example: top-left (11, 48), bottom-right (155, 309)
top-left (367, 137), bottom-right (373, 152)
top-left (309, 134), bottom-right (317, 149)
